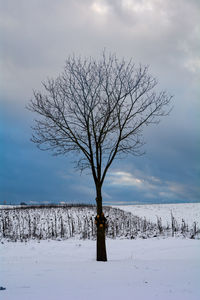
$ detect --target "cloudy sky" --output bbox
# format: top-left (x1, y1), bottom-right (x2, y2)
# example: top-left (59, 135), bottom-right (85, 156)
top-left (0, 0), bottom-right (199, 205)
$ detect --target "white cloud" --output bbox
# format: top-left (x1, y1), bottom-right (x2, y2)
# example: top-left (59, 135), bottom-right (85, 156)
top-left (122, 0), bottom-right (153, 13)
top-left (108, 171), bottom-right (143, 188)
top-left (106, 169), bottom-right (199, 201)
top-left (167, 182), bottom-right (185, 195)
top-left (91, 1), bottom-right (109, 15)
top-left (184, 58), bottom-right (200, 74)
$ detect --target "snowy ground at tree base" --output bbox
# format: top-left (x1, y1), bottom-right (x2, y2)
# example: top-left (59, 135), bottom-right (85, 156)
top-left (1, 238), bottom-right (200, 300)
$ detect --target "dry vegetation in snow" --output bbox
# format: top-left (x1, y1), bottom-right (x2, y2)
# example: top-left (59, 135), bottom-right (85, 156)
top-left (0, 204), bottom-right (199, 242)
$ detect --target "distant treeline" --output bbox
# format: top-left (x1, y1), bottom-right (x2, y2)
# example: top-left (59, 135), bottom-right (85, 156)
top-left (0, 203), bottom-right (96, 210)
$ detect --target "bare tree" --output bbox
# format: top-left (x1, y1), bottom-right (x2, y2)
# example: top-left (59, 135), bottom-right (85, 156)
top-left (28, 52), bottom-right (172, 261)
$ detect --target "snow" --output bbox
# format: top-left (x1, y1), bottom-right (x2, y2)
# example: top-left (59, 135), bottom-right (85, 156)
top-left (0, 203), bottom-right (200, 300)
top-left (0, 205), bottom-right (17, 209)
top-left (115, 203), bottom-right (200, 226)
top-left (1, 238), bottom-right (200, 300)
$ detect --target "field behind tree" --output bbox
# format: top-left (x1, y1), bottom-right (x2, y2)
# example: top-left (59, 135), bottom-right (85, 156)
top-left (0, 203), bottom-right (199, 241)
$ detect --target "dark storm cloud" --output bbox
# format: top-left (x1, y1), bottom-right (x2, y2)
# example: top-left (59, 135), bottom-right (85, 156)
top-left (0, 0), bottom-right (199, 204)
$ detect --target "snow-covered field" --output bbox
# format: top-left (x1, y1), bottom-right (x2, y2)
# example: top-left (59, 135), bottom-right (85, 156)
top-left (1, 238), bottom-right (199, 300)
top-left (0, 203), bottom-right (200, 300)
top-left (115, 203), bottom-right (200, 226)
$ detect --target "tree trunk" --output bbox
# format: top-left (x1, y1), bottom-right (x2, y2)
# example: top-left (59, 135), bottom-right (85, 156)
top-left (96, 183), bottom-right (107, 262)
top-left (97, 224), bottom-right (107, 261)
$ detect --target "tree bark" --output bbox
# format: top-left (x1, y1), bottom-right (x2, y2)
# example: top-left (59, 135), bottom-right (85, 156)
top-left (96, 224), bottom-right (107, 261)
top-left (96, 183), bottom-right (107, 262)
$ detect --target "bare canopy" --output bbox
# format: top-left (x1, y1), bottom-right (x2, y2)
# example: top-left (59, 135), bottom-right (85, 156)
top-left (28, 52), bottom-right (172, 261)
